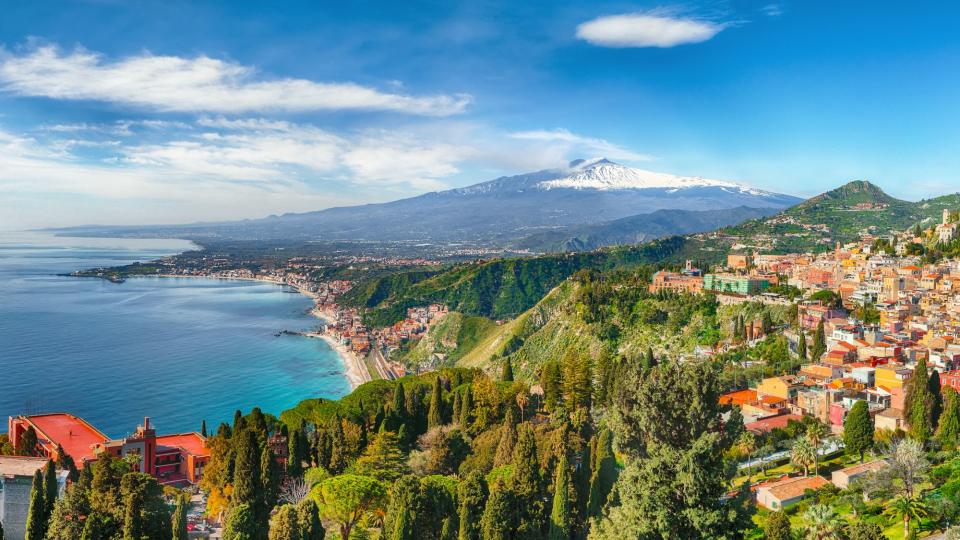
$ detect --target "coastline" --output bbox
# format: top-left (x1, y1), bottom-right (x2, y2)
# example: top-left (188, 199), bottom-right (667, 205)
top-left (140, 273), bottom-right (369, 391)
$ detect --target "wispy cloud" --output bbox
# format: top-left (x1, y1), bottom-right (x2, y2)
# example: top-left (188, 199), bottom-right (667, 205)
top-left (510, 128), bottom-right (652, 162)
top-left (576, 12), bottom-right (727, 48)
top-left (0, 45), bottom-right (471, 116)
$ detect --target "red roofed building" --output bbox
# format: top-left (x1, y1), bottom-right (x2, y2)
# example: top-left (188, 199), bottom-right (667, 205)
top-left (8, 414), bottom-right (209, 486)
top-left (744, 414), bottom-right (804, 434)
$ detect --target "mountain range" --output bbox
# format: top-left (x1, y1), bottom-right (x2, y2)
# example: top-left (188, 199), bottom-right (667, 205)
top-left (54, 158), bottom-right (800, 252)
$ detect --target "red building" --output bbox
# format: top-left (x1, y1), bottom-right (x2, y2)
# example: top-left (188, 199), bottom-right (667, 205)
top-left (8, 414), bottom-right (209, 486)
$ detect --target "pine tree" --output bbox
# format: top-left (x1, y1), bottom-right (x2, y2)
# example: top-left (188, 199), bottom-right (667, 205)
top-left (268, 504), bottom-right (301, 540)
top-left (502, 358), bottom-right (514, 382)
top-left (232, 429), bottom-right (263, 510)
top-left (493, 406), bottom-right (518, 468)
top-left (480, 480), bottom-right (516, 540)
top-left (938, 387), bottom-right (960, 446)
top-left (542, 361), bottom-right (562, 412)
top-left (642, 347), bottom-right (656, 371)
top-left (763, 511), bottom-right (792, 540)
top-left (297, 499), bottom-right (325, 540)
top-left (172, 495), bottom-right (189, 540)
top-left (224, 504), bottom-right (257, 540)
top-left (511, 425), bottom-right (545, 539)
top-left (904, 358), bottom-right (934, 443)
top-left (43, 459), bottom-right (58, 520)
top-left (591, 362), bottom-right (754, 539)
top-left (25, 469), bottom-right (46, 540)
top-left (594, 349), bottom-right (612, 406)
top-left (458, 471), bottom-right (488, 540)
top-left (354, 428), bottom-right (409, 483)
top-left (797, 329), bottom-right (808, 361)
top-left (548, 452), bottom-right (571, 540)
top-left (429, 376), bottom-right (445, 429)
top-left (929, 370), bottom-right (944, 429)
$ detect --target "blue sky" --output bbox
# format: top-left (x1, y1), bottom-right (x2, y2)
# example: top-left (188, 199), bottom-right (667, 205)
top-left (2, 1), bottom-right (960, 228)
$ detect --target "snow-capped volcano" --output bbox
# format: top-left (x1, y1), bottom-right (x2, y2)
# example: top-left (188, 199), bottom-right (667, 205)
top-left (537, 158), bottom-right (771, 195)
top-left (66, 157), bottom-right (801, 252)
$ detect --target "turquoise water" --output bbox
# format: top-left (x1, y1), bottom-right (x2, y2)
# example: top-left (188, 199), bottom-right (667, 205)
top-left (0, 232), bottom-right (351, 438)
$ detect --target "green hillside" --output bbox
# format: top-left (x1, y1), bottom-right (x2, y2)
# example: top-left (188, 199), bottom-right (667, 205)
top-left (340, 235), bottom-right (703, 326)
top-left (393, 312), bottom-right (499, 367)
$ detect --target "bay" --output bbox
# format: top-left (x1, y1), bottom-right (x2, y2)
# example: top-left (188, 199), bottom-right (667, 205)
top-left (0, 232), bottom-right (350, 438)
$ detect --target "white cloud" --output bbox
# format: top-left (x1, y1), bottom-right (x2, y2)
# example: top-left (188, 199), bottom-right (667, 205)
top-left (0, 45), bottom-right (471, 116)
top-left (510, 128), bottom-right (652, 162)
top-left (576, 13), bottom-right (726, 48)
top-left (0, 119), bottom-right (653, 228)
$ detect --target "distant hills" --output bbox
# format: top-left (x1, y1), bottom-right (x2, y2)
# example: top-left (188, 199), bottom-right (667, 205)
top-left (53, 158), bottom-right (799, 253)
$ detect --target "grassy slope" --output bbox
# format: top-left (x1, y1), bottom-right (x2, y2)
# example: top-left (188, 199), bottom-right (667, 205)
top-left (397, 312), bottom-right (499, 366)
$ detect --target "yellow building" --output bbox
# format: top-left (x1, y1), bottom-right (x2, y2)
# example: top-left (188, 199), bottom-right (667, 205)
top-left (875, 365), bottom-right (911, 390)
top-left (756, 376), bottom-right (802, 401)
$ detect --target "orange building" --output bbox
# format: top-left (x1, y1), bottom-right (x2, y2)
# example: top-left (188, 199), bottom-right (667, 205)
top-left (8, 414), bottom-right (209, 486)
top-left (648, 271), bottom-right (703, 294)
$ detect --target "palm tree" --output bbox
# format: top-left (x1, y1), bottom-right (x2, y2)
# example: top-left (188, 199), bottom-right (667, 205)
top-left (791, 437), bottom-right (817, 477)
top-left (884, 495), bottom-right (927, 538)
top-left (806, 421), bottom-right (828, 476)
top-left (802, 504), bottom-right (843, 540)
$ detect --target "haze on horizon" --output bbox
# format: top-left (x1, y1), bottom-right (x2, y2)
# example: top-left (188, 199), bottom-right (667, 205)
top-left (3, 1), bottom-right (960, 230)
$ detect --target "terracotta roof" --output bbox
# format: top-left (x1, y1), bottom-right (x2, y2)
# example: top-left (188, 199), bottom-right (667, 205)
top-left (835, 460), bottom-right (887, 477)
top-left (720, 389), bottom-right (758, 406)
top-left (745, 414), bottom-right (804, 433)
top-left (155, 433), bottom-right (209, 457)
top-left (761, 475), bottom-right (830, 500)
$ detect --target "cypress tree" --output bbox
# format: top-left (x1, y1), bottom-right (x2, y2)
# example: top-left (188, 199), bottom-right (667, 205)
top-left (844, 400), bottom-right (874, 462)
top-left (390, 383), bottom-right (407, 427)
top-left (172, 495), bottom-right (189, 540)
top-left (453, 392), bottom-right (462, 424)
top-left (542, 361), bottom-right (562, 412)
top-left (458, 471), bottom-right (488, 540)
top-left (460, 386), bottom-right (473, 428)
top-left (502, 358), bottom-right (514, 382)
top-left (512, 425), bottom-right (545, 539)
top-left (929, 370), bottom-right (944, 429)
top-left (54, 444), bottom-right (79, 483)
top-left (493, 406), bottom-right (518, 468)
top-left (261, 445), bottom-right (280, 515)
top-left (297, 498), bottom-right (325, 540)
top-left (232, 429), bottom-right (262, 510)
top-left (201, 420), bottom-right (207, 438)
top-left (25, 469), bottom-right (46, 540)
top-left (480, 480), bottom-right (516, 540)
top-left (391, 507), bottom-right (415, 540)
top-left (328, 415), bottom-right (349, 474)
top-left (797, 329), bottom-right (808, 361)
top-left (904, 358), bottom-right (934, 443)
top-left (642, 347), bottom-right (656, 371)
top-left (548, 453), bottom-right (571, 540)
top-left (587, 429), bottom-right (617, 517)
top-left (939, 387), bottom-right (960, 446)
top-left (288, 428), bottom-right (304, 478)
top-left (17, 425), bottom-right (38, 456)
top-left (233, 410), bottom-right (245, 434)
top-left (811, 321), bottom-right (827, 361)
top-left (268, 505), bottom-right (301, 540)
top-left (43, 459), bottom-right (58, 520)
top-left (385, 476), bottom-right (421, 540)
top-left (428, 376), bottom-right (445, 429)
top-left (594, 349), bottom-right (612, 406)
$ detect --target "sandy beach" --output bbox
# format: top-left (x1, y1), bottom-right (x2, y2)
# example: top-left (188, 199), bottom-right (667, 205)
top-left (151, 273), bottom-right (369, 390)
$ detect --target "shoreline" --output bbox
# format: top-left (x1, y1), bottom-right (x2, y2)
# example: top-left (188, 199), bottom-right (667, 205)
top-left (129, 273), bottom-right (368, 391)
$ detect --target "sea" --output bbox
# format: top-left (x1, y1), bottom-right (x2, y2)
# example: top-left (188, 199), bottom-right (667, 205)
top-left (0, 231), bottom-right (351, 438)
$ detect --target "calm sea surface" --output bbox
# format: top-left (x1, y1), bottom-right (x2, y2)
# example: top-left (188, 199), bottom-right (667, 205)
top-left (0, 232), bottom-right (350, 438)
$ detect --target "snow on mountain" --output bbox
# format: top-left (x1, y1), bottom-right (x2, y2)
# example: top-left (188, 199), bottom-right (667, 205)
top-left (537, 158), bottom-right (773, 196)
